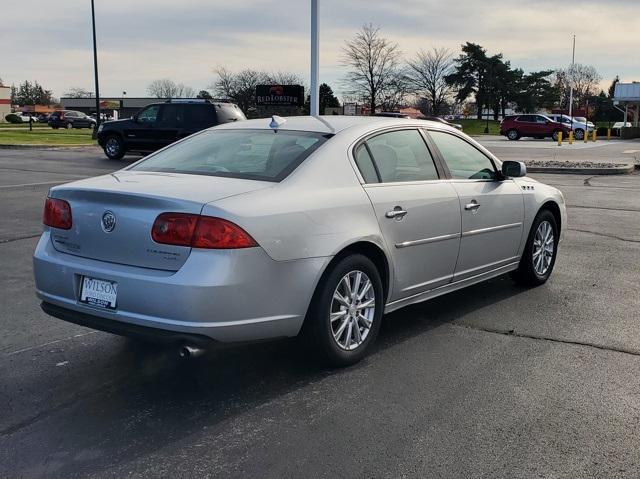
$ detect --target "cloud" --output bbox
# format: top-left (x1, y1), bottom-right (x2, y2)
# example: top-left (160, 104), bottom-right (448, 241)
top-left (1, 0), bottom-right (637, 98)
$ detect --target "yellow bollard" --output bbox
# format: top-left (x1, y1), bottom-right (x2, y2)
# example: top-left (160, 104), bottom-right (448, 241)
top-left (569, 131), bottom-right (574, 145)
top-left (557, 131), bottom-right (563, 146)
top-left (592, 130), bottom-right (597, 142)
top-left (607, 128), bottom-right (611, 140)
top-left (584, 129), bottom-right (588, 143)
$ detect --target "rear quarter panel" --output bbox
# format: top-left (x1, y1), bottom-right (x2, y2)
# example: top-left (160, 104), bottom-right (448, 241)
top-left (201, 134), bottom-right (388, 263)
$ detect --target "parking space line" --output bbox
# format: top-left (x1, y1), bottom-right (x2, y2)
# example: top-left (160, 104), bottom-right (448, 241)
top-left (0, 180), bottom-right (81, 189)
top-left (4, 331), bottom-right (99, 357)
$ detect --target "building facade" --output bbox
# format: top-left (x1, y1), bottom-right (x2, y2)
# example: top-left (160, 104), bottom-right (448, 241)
top-left (0, 86), bottom-right (11, 122)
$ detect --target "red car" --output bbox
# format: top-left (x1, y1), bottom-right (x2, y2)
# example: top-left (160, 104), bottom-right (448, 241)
top-left (500, 114), bottom-right (571, 141)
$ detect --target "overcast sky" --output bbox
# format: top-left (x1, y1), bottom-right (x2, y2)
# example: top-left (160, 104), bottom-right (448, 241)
top-left (2, 0), bottom-right (637, 99)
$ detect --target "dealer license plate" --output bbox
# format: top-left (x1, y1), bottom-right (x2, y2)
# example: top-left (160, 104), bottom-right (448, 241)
top-left (79, 276), bottom-right (117, 310)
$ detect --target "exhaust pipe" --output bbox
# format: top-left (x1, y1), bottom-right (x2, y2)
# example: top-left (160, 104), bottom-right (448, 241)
top-left (178, 345), bottom-right (205, 359)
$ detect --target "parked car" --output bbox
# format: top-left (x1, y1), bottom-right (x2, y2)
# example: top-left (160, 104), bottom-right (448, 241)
top-left (422, 116), bottom-right (463, 131)
top-left (18, 114), bottom-right (36, 123)
top-left (546, 114), bottom-right (594, 140)
top-left (48, 110), bottom-right (97, 130)
top-left (612, 121), bottom-right (632, 132)
top-left (96, 99), bottom-right (246, 160)
top-left (34, 116), bottom-right (566, 366)
top-left (500, 114), bottom-right (571, 141)
top-left (374, 112), bottom-right (411, 118)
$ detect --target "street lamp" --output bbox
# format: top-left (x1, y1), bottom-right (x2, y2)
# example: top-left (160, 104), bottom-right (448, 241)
top-left (91, 0), bottom-right (101, 129)
top-left (310, 0), bottom-right (319, 116)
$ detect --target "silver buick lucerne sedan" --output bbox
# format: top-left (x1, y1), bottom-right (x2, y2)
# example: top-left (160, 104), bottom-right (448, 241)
top-left (34, 116), bottom-right (566, 366)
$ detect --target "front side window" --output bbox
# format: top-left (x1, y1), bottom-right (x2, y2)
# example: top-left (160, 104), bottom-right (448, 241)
top-left (428, 130), bottom-right (497, 180)
top-left (137, 105), bottom-right (160, 123)
top-left (130, 129), bottom-right (330, 182)
top-left (365, 130), bottom-right (439, 183)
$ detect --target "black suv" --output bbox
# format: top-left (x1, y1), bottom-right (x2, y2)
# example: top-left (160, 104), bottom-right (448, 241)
top-left (96, 100), bottom-right (246, 159)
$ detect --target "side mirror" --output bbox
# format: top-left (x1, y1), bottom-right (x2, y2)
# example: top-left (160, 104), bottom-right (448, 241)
top-left (502, 160), bottom-right (526, 178)
top-left (132, 114), bottom-right (139, 123)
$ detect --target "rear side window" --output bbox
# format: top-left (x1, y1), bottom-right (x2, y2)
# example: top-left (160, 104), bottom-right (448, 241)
top-left (428, 130), bottom-right (497, 180)
top-left (185, 104), bottom-right (217, 127)
top-left (130, 129), bottom-right (330, 182)
top-left (158, 104), bottom-right (184, 126)
top-left (354, 144), bottom-right (379, 183)
top-left (365, 129), bottom-right (439, 183)
top-left (517, 115), bottom-right (535, 122)
top-left (215, 104), bottom-right (247, 123)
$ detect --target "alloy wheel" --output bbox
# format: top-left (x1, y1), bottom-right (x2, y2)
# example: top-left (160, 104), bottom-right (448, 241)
top-left (105, 138), bottom-right (120, 157)
top-left (532, 220), bottom-right (554, 276)
top-left (330, 270), bottom-right (376, 351)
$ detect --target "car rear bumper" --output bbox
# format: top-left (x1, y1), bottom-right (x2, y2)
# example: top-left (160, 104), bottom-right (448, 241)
top-left (33, 231), bottom-right (329, 343)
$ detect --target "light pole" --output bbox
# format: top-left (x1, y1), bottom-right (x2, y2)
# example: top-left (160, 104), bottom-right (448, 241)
top-left (91, 0), bottom-right (101, 128)
top-left (568, 35), bottom-right (575, 124)
top-left (310, 0), bottom-right (319, 116)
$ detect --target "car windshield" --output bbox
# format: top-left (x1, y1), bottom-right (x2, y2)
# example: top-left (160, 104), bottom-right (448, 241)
top-left (129, 129), bottom-right (331, 182)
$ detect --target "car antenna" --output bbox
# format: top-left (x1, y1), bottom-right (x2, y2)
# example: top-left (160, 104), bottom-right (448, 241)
top-left (269, 115), bottom-right (286, 132)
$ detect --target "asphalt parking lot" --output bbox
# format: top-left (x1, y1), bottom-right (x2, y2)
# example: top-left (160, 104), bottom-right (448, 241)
top-left (1, 146), bottom-right (639, 478)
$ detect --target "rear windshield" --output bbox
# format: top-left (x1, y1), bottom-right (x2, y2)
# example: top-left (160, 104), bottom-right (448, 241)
top-left (129, 129), bottom-right (331, 182)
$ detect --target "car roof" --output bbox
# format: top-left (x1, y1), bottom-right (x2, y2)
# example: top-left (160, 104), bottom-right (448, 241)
top-left (211, 115), bottom-right (446, 134)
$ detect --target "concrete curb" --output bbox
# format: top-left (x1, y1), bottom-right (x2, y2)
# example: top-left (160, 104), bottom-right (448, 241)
top-left (527, 164), bottom-right (636, 175)
top-left (0, 144), bottom-right (97, 150)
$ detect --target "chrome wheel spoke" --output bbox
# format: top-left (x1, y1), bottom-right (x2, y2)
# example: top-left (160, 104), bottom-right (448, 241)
top-left (334, 316), bottom-right (349, 340)
top-left (352, 320), bottom-right (362, 344)
top-left (358, 298), bottom-right (375, 310)
top-left (333, 291), bottom-right (350, 308)
top-left (330, 310), bottom-right (347, 323)
top-left (357, 313), bottom-right (372, 328)
top-left (357, 280), bottom-right (372, 300)
top-left (343, 321), bottom-right (353, 348)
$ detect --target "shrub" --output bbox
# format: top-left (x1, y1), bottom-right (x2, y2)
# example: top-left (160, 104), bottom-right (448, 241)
top-left (5, 113), bottom-right (22, 124)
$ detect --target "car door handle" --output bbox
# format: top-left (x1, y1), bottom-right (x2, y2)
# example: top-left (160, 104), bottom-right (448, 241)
top-left (385, 208), bottom-right (408, 219)
top-left (464, 201), bottom-right (481, 211)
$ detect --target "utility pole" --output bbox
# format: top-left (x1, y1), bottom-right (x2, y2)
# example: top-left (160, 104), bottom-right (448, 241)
top-left (310, 0), bottom-right (319, 116)
top-left (568, 35), bottom-right (575, 125)
top-left (91, 0), bottom-right (101, 129)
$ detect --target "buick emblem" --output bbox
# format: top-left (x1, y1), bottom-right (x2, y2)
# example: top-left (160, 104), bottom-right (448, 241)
top-left (101, 211), bottom-right (116, 233)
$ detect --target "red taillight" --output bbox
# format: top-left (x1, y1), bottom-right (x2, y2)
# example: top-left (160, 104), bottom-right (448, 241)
top-left (43, 198), bottom-right (72, 229)
top-left (151, 213), bottom-right (257, 249)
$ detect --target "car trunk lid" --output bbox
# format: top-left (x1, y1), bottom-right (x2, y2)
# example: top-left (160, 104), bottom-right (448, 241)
top-left (48, 171), bottom-right (271, 271)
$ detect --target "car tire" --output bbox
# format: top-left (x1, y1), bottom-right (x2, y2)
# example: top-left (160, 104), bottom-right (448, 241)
top-left (303, 254), bottom-right (384, 367)
top-left (66, 122), bottom-right (73, 129)
top-left (511, 209), bottom-right (559, 286)
top-left (103, 135), bottom-right (126, 160)
top-left (506, 129), bottom-right (520, 141)
top-left (574, 128), bottom-right (585, 140)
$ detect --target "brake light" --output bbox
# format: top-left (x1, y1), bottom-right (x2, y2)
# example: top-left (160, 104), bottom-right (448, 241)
top-left (58, 112), bottom-right (64, 119)
top-left (151, 213), bottom-right (257, 249)
top-left (43, 198), bottom-right (72, 229)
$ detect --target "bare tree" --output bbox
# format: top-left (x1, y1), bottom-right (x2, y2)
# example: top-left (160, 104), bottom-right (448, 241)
top-left (554, 63), bottom-right (602, 107)
top-left (147, 78), bottom-right (195, 98)
top-left (63, 87), bottom-right (93, 98)
top-left (406, 47), bottom-right (453, 115)
top-left (211, 67), bottom-right (269, 113)
top-left (341, 23), bottom-right (402, 114)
